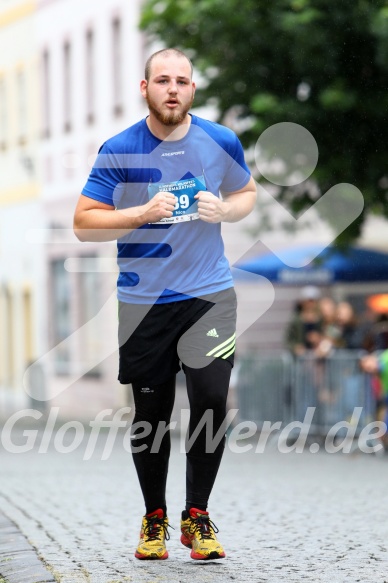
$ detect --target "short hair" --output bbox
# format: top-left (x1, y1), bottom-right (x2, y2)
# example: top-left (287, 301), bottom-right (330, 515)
top-left (144, 48), bottom-right (193, 81)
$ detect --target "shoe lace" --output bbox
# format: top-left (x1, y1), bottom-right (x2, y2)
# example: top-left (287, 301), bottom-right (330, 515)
top-left (144, 515), bottom-right (173, 542)
top-left (190, 514), bottom-right (219, 541)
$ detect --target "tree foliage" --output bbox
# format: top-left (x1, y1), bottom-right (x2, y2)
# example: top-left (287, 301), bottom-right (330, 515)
top-left (140, 0), bottom-right (388, 242)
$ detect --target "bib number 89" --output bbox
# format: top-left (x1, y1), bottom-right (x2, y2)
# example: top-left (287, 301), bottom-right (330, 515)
top-left (174, 194), bottom-right (190, 211)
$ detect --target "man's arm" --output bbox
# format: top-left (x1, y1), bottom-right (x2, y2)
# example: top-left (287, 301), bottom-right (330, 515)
top-left (194, 176), bottom-right (257, 224)
top-left (73, 192), bottom-right (177, 242)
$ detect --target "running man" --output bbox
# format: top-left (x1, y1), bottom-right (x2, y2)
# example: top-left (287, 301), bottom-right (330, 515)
top-left (74, 48), bottom-right (256, 561)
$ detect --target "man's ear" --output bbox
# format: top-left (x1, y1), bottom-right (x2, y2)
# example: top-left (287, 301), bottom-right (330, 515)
top-left (140, 79), bottom-right (147, 98)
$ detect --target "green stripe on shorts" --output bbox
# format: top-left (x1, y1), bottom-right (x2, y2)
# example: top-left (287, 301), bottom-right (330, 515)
top-left (206, 333), bottom-right (236, 357)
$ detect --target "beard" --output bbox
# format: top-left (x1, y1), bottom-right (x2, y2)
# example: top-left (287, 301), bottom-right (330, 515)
top-left (145, 90), bottom-right (194, 126)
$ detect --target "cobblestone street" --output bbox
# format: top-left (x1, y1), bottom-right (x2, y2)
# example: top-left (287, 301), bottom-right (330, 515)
top-left (1, 421), bottom-right (388, 583)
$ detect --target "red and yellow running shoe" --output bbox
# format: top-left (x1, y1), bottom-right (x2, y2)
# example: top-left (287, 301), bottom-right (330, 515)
top-left (180, 507), bottom-right (226, 560)
top-left (135, 508), bottom-right (171, 560)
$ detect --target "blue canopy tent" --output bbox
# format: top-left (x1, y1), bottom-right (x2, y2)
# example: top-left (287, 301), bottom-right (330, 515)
top-left (234, 244), bottom-right (388, 284)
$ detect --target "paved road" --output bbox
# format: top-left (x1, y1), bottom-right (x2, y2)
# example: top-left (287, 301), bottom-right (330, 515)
top-left (0, 422), bottom-right (388, 583)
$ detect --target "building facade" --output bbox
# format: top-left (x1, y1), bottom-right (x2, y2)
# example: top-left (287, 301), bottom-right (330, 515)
top-left (0, 0), bottom-right (147, 419)
top-left (0, 0), bottom-right (43, 416)
top-left (36, 0), bottom-right (148, 418)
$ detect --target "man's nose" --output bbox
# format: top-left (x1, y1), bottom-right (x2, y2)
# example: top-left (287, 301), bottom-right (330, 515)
top-left (168, 81), bottom-right (178, 93)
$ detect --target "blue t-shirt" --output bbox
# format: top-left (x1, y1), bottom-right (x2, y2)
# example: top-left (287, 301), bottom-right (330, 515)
top-left (82, 114), bottom-right (251, 304)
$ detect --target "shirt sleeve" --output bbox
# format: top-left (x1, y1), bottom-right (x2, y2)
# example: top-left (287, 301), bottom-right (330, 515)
top-left (81, 142), bottom-right (127, 206)
top-left (220, 133), bottom-right (251, 193)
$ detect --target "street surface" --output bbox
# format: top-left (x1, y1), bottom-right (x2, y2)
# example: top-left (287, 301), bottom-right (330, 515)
top-left (0, 423), bottom-right (388, 583)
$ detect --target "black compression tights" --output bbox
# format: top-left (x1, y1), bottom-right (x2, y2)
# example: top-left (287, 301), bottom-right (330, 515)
top-left (131, 358), bottom-right (232, 514)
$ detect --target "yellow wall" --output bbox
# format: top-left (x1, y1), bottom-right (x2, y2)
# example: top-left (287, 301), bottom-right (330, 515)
top-left (0, 1), bottom-right (35, 29)
top-left (0, 182), bottom-right (39, 205)
top-left (0, 0), bottom-right (40, 206)
top-left (0, 1), bottom-right (40, 390)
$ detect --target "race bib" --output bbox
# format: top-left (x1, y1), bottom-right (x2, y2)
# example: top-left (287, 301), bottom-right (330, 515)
top-left (148, 175), bottom-right (206, 224)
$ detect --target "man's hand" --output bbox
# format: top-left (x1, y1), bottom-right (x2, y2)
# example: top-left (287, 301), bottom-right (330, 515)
top-left (195, 191), bottom-right (227, 223)
top-left (195, 177), bottom-right (257, 224)
top-left (142, 191), bottom-right (177, 223)
top-left (74, 191), bottom-right (178, 242)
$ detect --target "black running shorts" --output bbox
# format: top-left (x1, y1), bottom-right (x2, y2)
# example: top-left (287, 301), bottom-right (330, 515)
top-left (118, 287), bottom-right (237, 385)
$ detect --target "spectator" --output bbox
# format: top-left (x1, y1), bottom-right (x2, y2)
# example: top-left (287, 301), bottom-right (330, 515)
top-left (372, 314), bottom-right (388, 350)
top-left (335, 301), bottom-right (361, 349)
top-left (360, 351), bottom-right (388, 447)
top-left (285, 286), bottom-right (323, 356)
top-left (319, 296), bottom-right (337, 335)
top-left (315, 296), bottom-right (341, 357)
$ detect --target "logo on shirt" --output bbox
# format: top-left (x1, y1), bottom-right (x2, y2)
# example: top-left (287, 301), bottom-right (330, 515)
top-left (161, 151), bottom-right (185, 157)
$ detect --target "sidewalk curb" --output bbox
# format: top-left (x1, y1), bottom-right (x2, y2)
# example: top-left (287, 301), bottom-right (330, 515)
top-left (0, 511), bottom-right (56, 583)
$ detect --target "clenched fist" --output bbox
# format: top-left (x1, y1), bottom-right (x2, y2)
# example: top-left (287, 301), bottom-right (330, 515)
top-left (143, 191), bottom-right (177, 223)
top-left (194, 191), bottom-right (227, 223)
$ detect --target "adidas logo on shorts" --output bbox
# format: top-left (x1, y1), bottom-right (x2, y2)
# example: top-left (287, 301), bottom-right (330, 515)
top-left (206, 328), bottom-right (219, 338)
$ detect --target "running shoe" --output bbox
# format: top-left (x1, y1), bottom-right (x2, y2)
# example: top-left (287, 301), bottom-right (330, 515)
top-left (135, 508), bottom-right (171, 560)
top-left (180, 507), bottom-right (226, 560)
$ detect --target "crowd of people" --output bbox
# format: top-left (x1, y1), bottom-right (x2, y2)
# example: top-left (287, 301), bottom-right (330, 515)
top-left (285, 285), bottom-right (386, 358)
top-left (285, 286), bottom-right (388, 437)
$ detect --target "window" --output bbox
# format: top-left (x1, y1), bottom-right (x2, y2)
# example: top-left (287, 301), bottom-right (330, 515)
top-left (41, 49), bottom-right (51, 138)
top-left (16, 69), bottom-right (27, 144)
top-left (0, 287), bottom-right (4, 384)
top-left (51, 259), bottom-right (71, 374)
top-left (85, 29), bottom-right (95, 125)
top-left (112, 17), bottom-right (123, 117)
top-left (0, 77), bottom-right (7, 150)
top-left (23, 287), bottom-right (34, 365)
top-left (63, 41), bottom-right (72, 132)
top-left (4, 286), bottom-right (15, 386)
